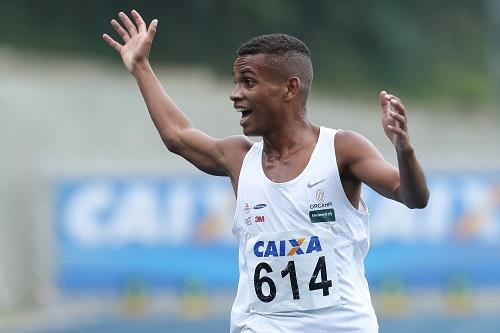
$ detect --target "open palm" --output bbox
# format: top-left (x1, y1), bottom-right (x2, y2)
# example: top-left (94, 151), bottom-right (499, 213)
top-left (103, 10), bottom-right (158, 73)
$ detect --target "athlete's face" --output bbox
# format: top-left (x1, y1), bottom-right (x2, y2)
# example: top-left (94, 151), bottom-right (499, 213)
top-left (230, 54), bottom-right (287, 136)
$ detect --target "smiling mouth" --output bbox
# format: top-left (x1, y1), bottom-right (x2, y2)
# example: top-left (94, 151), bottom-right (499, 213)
top-left (236, 107), bottom-right (253, 127)
top-left (236, 107), bottom-right (253, 118)
top-left (242, 110), bottom-right (252, 118)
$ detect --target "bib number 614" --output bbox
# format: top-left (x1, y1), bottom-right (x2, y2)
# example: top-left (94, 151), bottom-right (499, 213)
top-left (254, 255), bottom-right (332, 303)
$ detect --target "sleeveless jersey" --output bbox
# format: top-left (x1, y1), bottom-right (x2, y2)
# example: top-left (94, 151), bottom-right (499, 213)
top-left (230, 127), bottom-right (378, 333)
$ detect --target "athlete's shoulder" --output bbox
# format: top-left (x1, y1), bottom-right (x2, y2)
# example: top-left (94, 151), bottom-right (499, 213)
top-left (321, 127), bottom-right (368, 143)
top-left (219, 135), bottom-right (253, 154)
top-left (333, 130), bottom-right (380, 165)
top-left (217, 135), bottom-right (254, 192)
top-left (217, 135), bottom-right (253, 173)
top-left (335, 129), bottom-right (371, 143)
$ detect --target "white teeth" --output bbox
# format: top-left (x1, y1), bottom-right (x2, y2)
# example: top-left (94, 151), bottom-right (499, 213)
top-left (236, 108), bottom-right (251, 112)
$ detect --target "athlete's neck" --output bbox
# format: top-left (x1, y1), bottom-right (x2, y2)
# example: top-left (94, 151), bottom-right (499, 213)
top-left (262, 121), bottom-right (319, 160)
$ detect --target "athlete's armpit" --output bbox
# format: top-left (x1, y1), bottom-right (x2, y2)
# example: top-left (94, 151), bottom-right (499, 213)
top-left (170, 129), bottom-right (252, 187)
top-left (335, 130), bottom-right (401, 202)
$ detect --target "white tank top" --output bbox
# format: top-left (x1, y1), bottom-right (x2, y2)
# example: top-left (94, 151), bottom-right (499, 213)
top-left (230, 127), bottom-right (378, 333)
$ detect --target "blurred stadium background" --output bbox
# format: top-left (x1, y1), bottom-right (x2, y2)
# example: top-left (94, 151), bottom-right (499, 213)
top-left (1, 1), bottom-right (499, 332)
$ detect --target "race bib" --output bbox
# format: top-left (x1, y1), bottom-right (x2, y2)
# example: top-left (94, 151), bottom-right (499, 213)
top-left (245, 227), bottom-right (340, 313)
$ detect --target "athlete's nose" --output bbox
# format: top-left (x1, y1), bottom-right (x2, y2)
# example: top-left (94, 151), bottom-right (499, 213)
top-left (230, 84), bottom-right (243, 102)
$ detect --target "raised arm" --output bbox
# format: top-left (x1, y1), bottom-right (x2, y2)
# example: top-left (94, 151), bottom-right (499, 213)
top-left (102, 10), bottom-right (251, 181)
top-left (337, 91), bottom-right (429, 209)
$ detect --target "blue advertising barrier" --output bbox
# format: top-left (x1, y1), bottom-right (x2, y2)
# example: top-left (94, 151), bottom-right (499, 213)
top-left (55, 172), bottom-right (500, 293)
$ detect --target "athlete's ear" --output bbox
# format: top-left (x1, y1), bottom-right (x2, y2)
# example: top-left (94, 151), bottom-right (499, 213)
top-left (284, 77), bottom-right (300, 101)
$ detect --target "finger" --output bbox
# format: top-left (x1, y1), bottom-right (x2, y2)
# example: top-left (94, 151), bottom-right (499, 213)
top-left (147, 19), bottom-right (158, 42)
top-left (390, 99), bottom-right (407, 117)
top-left (118, 11), bottom-right (138, 36)
top-left (111, 19), bottom-right (130, 42)
top-left (102, 34), bottom-right (123, 53)
top-left (389, 111), bottom-right (407, 130)
top-left (379, 90), bottom-right (390, 113)
top-left (385, 93), bottom-right (401, 103)
top-left (131, 10), bottom-right (147, 34)
top-left (387, 125), bottom-right (406, 136)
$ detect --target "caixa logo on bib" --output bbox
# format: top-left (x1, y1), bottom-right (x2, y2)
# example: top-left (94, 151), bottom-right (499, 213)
top-left (253, 236), bottom-right (322, 257)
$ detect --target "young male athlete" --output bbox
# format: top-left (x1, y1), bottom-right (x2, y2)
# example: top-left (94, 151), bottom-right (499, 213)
top-left (103, 10), bottom-right (429, 333)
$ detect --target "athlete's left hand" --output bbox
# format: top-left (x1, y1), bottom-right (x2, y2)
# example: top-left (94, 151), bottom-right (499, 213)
top-left (380, 91), bottom-right (412, 152)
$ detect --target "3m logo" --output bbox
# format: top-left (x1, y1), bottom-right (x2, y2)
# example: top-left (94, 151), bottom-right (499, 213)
top-left (253, 236), bottom-right (322, 257)
top-left (255, 215), bottom-right (265, 223)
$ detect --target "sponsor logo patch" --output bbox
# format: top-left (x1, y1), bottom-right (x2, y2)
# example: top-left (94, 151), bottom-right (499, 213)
top-left (310, 202), bottom-right (333, 209)
top-left (253, 203), bottom-right (267, 209)
top-left (316, 189), bottom-right (325, 203)
top-left (310, 188), bottom-right (333, 210)
top-left (244, 203), bottom-right (251, 214)
top-left (309, 209), bottom-right (336, 223)
top-left (253, 236), bottom-right (323, 257)
top-left (255, 215), bottom-right (265, 223)
top-left (307, 178), bottom-right (326, 188)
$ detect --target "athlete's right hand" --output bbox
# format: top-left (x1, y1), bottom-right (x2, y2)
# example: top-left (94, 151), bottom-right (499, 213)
top-left (103, 10), bottom-right (158, 73)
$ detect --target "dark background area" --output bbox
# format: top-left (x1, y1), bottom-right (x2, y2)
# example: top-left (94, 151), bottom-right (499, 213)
top-left (0, 0), bottom-right (493, 105)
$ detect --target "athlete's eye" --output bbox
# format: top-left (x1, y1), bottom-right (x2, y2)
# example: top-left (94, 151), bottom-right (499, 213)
top-left (244, 78), bottom-right (255, 87)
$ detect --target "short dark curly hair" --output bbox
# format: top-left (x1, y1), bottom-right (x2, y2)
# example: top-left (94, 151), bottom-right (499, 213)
top-left (237, 34), bottom-right (313, 104)
top-left (237, 34), bottom-right (311, 58)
